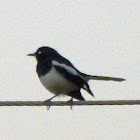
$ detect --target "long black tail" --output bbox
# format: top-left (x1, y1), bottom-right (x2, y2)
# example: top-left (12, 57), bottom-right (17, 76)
top-left (82, 74), bottom-right (125, 82)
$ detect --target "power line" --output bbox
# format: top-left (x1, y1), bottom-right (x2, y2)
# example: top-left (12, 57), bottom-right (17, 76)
top-left (0, 100), bottom-right (140, 107)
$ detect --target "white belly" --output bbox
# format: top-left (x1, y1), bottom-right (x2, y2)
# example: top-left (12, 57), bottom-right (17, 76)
top-left (39, 67), bottom-right (78, 94)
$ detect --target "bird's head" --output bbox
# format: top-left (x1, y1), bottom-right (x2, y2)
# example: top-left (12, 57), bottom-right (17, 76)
top-left (28, 46), bottom-right (58, 61)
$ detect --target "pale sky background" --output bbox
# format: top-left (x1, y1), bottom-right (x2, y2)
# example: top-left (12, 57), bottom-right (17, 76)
top-left (0, 0), bottom-right (140, 140)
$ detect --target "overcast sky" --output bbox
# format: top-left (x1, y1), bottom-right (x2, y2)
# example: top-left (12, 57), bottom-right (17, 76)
top-left (0, 1), bottom-right (140, 140)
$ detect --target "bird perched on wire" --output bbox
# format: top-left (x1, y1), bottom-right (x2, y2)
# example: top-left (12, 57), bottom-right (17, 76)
top-left (28, 47), bottom-right (125, 107)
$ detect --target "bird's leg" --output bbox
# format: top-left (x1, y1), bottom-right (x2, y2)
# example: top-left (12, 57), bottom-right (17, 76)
top-left (44, 94), bottom-right (59, 110)
top-left (66, 98), bottom-right (73, 110)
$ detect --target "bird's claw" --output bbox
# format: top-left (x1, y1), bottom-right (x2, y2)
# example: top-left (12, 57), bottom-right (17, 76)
top-left (44, 100), bottom-right (52, 110)
top-left (66, 98), bottom-right (73, 110)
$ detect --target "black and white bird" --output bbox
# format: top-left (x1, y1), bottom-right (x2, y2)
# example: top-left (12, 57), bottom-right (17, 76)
top-left (28, 46), bottom-right (125, 102)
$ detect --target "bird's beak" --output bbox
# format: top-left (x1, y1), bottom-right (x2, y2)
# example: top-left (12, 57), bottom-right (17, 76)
top-left (27, 53), bottom-right (36, 56)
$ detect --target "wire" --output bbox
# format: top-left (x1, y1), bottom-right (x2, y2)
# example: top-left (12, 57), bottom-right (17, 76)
top-left (0, 100), bottom-right (140, 106)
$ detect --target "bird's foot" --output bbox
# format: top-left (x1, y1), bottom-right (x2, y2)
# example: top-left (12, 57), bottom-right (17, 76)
top-left (66, 98), bottom-right (73, 110)
top-left (44, 99), bottom-right (52, 110)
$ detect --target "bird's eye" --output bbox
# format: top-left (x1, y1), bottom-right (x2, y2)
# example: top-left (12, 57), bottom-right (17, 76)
top-left (38, 51), bottom-right (42, 54)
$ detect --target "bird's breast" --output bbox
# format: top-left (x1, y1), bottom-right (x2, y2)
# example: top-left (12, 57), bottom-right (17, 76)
top-left (39, 67), bottom-right (78, 94)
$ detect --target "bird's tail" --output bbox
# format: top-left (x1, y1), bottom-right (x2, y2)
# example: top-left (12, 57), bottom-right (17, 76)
top-left (82, 74), bottom-right (125, 82)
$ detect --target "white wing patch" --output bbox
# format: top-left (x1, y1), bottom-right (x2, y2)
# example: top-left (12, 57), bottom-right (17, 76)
top-left (52, 61), bottom-right (78, 76)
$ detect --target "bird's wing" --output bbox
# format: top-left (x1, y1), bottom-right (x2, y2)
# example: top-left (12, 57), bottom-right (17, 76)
top-left (52, 60), bottom-right (94, 97)
top-left (52, 60), bottom-right (85, 87)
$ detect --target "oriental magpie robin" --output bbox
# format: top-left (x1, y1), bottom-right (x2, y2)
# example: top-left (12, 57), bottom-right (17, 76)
top-left (28, 47), bottom-right (125, 101)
